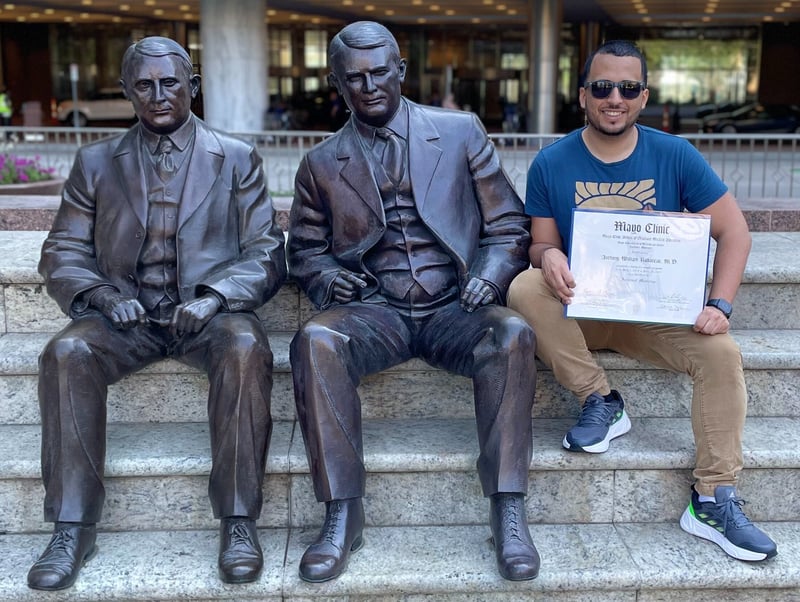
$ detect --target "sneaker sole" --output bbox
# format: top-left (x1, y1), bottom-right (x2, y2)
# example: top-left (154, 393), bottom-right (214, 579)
top-left (561, 410), bottom-right (632, 453)
top-left (679, 506), bottom-right (775, 562)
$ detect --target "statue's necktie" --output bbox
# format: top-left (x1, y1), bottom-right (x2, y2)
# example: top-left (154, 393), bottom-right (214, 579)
top-left (375, 127), bottom-right (404, 185)
top-left (157, 136), bottom-right (176, 180)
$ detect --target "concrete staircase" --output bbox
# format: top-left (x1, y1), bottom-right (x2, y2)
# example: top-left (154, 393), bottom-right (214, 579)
top-left (0, 229), bottom-right (799, 601)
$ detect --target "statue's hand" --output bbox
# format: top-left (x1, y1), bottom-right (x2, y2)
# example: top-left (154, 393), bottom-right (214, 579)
top-left (332, 270), bottom-right (367, 304)
top-left (460, 277), bottom-right (496, 312)
top-left (170, 294), bottom-right (222, 337)
top-left (89, 287), bottom-right (147, 330)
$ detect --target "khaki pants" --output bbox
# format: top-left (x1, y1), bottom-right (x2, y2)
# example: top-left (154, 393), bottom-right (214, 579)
top-left (507, 268), bottom-right (746, 496)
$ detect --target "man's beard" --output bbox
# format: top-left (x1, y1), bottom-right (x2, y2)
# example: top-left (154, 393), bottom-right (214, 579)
top-left (586, 115), bottom-right (629, 137)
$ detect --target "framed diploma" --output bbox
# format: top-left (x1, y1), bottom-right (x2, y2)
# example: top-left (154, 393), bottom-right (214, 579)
top-left (565, 208), bottom-right (711, 325)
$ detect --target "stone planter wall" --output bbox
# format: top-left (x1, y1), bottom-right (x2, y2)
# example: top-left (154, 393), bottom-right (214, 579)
top-left (0, 177), bottom-right (65, 196)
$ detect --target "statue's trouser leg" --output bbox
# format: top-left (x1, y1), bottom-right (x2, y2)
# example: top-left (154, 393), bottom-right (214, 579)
top-left (39, 315), bottom-right (164, 523)
top-left (290, 304), bottom-right (414, 502)
top-left (416, 303), bottom-right (537, 495)
top-left (178, 312), bottom-right (274, 518)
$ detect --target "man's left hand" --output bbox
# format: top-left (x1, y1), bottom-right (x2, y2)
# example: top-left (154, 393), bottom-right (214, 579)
top-left (460, 277), bottom-right (496, 312)
top-left (693, 305), bottom-right (730, 335)
top-left (170, 294), bottom-right (222, 336)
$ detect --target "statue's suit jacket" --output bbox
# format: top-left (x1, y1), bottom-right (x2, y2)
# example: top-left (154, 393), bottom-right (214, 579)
top-left (40, 115), bottom-right (286, 315)
top-left (288, 100), bottom-right (530, 308)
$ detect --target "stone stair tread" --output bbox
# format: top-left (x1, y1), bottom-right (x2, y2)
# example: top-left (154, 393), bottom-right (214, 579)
top-left (2, 416), bottom-right (797, 480)
top-left (4, 231), bottom-right (800, 283)
top-left (3, 329), bottom-right (800, 376)
top-left (0, 522), bottom-right (798, 601)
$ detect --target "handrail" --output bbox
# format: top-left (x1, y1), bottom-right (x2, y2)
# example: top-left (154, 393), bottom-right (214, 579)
top-left (2, 126), bottom-right (798, 200)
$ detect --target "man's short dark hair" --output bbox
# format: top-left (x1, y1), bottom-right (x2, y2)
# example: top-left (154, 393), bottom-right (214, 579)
top-left (582, 40), bottom-right (648, 86)
top-left (328, 21), bottom-right (401, 71)
top-left (121, 36), bottom-right (193, 83)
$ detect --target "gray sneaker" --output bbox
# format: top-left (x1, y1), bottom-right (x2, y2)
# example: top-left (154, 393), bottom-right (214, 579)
top-left (562, 390), bottom-right (631, 453)
top-left (680, 485), bottom-right (777, 561)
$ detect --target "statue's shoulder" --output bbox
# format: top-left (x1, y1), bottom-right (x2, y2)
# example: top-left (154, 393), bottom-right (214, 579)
top-left (407, 99), bottom-right (476, 131)
top-left (195, 118), bottom-right (254, 153)
top-left (73, 130), bottom-right (128, 168)
top-left (304, 128), bottom-right (345, 163)
top-left (79, 130), bottom-right (127, 153)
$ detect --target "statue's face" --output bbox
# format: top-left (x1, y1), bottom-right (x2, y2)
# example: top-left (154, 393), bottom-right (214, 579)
top-left (121, 53), bottom-right (199, 135)
top-left (330, 45), bottom-right (406, 128)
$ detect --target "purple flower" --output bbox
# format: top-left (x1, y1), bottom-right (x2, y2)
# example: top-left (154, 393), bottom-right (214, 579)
top-left (0, 153), bottom-right (54, 184)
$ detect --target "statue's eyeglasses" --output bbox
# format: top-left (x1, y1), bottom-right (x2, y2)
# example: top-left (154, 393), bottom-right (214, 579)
top-left (585, 80), bottom-right (645, 100)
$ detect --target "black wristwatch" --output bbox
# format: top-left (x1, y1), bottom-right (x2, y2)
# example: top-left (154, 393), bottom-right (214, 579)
top-left (706, 298), bottom-right (733, 319)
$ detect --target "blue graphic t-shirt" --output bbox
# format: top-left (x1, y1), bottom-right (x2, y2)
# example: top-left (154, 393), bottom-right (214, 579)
top-left (525, 124), bottom-right (728, 250)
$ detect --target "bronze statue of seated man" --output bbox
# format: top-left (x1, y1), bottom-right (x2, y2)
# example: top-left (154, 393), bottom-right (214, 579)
top-left (27, 36), bottom-right (286, 590)
top-left (287, 20), bottom-right (540, 583)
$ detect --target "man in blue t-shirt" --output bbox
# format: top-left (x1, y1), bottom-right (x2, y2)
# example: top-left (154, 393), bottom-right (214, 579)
top-left (507, 40), bottom-right (777, 563)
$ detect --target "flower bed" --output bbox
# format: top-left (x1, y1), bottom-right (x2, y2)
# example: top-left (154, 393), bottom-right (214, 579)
top-left (0, 153), bottom-right (63, 195)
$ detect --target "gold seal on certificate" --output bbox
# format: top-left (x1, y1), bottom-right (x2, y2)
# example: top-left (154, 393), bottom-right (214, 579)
top-left (566, 208), bottom-right (711, 325)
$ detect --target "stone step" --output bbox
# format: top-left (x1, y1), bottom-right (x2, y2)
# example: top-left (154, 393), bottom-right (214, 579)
top-left (2, 329), bottom-right (799, 424)
top-left (0, 522), bottom-right (798, 601)
top-left (3, 193), bottom-right (799, 234)
top-left (3, 231), bottom-right (800, 332)
top-left (2, 417), bottom-right (798, 534)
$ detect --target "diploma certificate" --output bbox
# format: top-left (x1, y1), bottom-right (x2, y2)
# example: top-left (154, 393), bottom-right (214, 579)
top-left (565, 209), bottom-right (711, 325)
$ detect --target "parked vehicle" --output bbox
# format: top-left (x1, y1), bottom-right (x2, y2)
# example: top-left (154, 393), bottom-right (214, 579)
top-left (56, 88), bottom-right (136, 126)
top-left (694, 102), bottom-right (743, 120)
top-left (702, 103), bottom-right (800, 133)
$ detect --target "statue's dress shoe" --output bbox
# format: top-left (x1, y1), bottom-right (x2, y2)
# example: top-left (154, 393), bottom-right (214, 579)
top-left (27, 522), bottom-right (97, 590)
top-left (218, 517), bottom-right (263, 583)
top-left (490, 493), bottom-right (540, 581)
top-left (299, 497), bottom-right (365, 583)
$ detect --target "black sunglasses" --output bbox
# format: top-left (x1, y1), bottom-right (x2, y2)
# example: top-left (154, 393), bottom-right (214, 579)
top-left (585, 80), bottom-right (645, 100)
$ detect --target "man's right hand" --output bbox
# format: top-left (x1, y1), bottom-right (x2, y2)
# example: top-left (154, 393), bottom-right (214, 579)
top-left (89, 287), bottom-right (147, 329)
top-left (331, 270), bottom-right (368, 304)
top-left (540, 247), bottom-right (576, 305)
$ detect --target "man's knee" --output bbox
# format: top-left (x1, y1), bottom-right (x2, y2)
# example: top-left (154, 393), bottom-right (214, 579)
top-left (211, 316), bottom-right (273, 365)
top-left (291, 321), bottom-right (349, 362)
top-left (474, 311), bottom-right (537, 362)
top-left (40, 334), bottom-right (94, 369)
top-left (498, 314), bottom-right (536, 352)
top-left (695, 333), bottom-right (742, 372)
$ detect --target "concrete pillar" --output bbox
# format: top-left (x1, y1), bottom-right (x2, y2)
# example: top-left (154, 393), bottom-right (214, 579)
top-left (200, 0), bottom-right (267, 132)
top-left (526, 0), bottom-right (561, 133)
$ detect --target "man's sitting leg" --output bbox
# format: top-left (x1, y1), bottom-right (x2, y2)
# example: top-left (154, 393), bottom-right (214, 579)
top-left (180, 312), bottom-right (275, 584)
top-left (290, 304), bottom-right (412, 583)
top-left (420, 303), bottom-right (540, 580)
top-left (507, 270), bottom-right (627, 454)
top-left (30, 316), bottom-right (168, 590)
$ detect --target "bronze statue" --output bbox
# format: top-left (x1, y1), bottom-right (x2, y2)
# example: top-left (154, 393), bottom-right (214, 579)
top-left (287, 21), bottom-right (540, 582)
top-left (27, 36), bottom-right (286, 590)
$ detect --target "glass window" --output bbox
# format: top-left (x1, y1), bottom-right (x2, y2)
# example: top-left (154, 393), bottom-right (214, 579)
top-left (501, 53), bottom-right (527, 70)
top-left (639, 37), bottom-right (758, 106)
top-left (270, 30), bottom-right (292, 68)
top-left (304, 30), bottom-right (327, 69)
